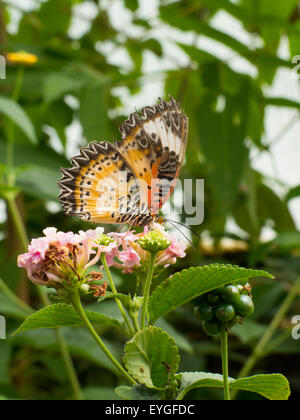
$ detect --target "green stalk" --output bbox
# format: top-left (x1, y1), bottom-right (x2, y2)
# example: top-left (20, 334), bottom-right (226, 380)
top-left (6, 67), bottom-right (24, 186)
top-left (141, 252), bottom-right (157, 329)
top-left (220, 329), bottom-right (231, 401)
top-left (55, 328), bottom-right (84, 400)
top-left (130, 312), bottom-right (140, 333)
top-left (101, 253), bottom-right (134, 336)
top-left (0, 276), bottom-right (33, 315)
top-left (36, 286), bottom-right (83, 400)
top-left (6, 193), bottom-right (28, 251)
top-left (232, 276), bottom-right (300, 399)
top-left (69, 288), bottom-right (136, 385)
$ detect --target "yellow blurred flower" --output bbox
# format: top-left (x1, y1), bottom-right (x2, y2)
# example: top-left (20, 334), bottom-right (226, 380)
top-left (7, 51), bottom-right (38, 66)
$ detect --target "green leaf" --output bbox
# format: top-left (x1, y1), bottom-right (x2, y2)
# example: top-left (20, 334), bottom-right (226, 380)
top-left (231, 320), bottom-right (268, 344)
top-left (115, 384), bottom-right (163, 400)
top-left (0, 341), bottom-right (11, 385)
top-left (176, 372), bottom-right (290, 400)
top-left (0, 96), bottom-right (37, 144)
top-left (0, 292), bottom-right (28, 320)
top-left (195, 78), bottom-right (251, 214)
top-left (263, 96), bottom-right (300, 109)
top-left (43, 72), bottom-right (85, 104)
top-left (78, 80), bottom-right (111, 142)
top-left (12, 328), bottom-right (123, 375)
top-left (286, 185), bottom-right (300, 202)
top-left (156, 318), bottom-right (193, 354)
top-left (124, 0), bottom-right (139, 12)
top-left (148, 264), bottom-right (273, 324)
top-left (123, 326), bottom-right (180, 389)
top-left (38, 0), bottom-right (72, 35)
top-left (13, 303), bottom-right (125, 335)
top-left (17, 166), bottom-right (60, 201)
top-left (272, 232), bottom-right (300, 252)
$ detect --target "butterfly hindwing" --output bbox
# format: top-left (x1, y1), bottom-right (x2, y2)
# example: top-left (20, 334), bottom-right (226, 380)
top-left (58, 141), bottom-right (147, 224)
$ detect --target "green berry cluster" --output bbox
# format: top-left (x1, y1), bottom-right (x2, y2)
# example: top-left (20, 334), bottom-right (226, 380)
top-left (194, 282), bottom-right (254, 336)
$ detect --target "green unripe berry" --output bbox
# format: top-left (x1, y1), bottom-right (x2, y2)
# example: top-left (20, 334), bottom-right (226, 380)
top-left (215, 302), bottom-right (236, 322)
top-left (221, 285), bottom-right (240, 303)
top-left (202, 320), bottom-right (221, 336)
top-left (194, 303), bottom-right (214, 322)
top-left (237, 284), bottom-right (244, 294)
top-left (207, 293), bottom-right (220, 305)
top-left (234, 295), bottom-right (254, 316)
top-left (211, 287), bottom-right (224, 296)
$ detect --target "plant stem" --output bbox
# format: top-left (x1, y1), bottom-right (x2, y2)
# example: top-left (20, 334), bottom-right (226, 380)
top-left (6, 193), bottom-right (28, 251)
top-left (141, 252), bottom-right (157, 329)
top-left (220, 329), bottom-right (231, 401)
top-left (55, 328), bottom-right (84, 401)
top-left (6, 67), bottom-right (24, 186)
top-left (0, 276), bottom-right (33, 315)
top-left (69, 288), bottom-right (136, 385)
top-left (100, 254), bottom-right (135, 335)
top-left (131, 312), bottom-right (140, 333)
top-left (232, 275), bottom-right (300, 399)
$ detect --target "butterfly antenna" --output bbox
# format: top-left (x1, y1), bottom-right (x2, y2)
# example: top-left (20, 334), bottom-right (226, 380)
top-left (164, 218), bottom-right (201, 239)
top-left (166, 219), bottom-right (195, 250)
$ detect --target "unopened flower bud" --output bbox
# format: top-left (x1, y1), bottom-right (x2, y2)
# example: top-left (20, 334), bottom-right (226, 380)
top-left (80, 284), bottom-right (90, 293)
top-left (138, 231), bottom-right (171, 253)
top-left (95, 234), bottom-right (116, 247)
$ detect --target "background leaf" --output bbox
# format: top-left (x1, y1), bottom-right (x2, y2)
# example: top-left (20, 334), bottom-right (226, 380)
top-left (0, 96), bottom-right (37, 144)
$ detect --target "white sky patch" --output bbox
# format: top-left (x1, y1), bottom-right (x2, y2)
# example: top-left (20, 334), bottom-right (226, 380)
top-left (43, 125), bottom-right (64, 155)
top-left (69, 1), bottom-right (98, 40)
top-left (210, 10), bottom-right (264, 50)
top-left (138, 0), bottom-right (159, 20)
top-left (45, 201), bottom-right (61, 214)
top-left (251, 37), bottom-right (300, 228)
top-left (0, 200), bottom-right (7, 224)
top-left (65, 118), bottom-right (85, 159)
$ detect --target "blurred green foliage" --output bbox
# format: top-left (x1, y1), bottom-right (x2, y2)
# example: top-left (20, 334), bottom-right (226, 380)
top-left (0, 0), bottom-right (299, 400)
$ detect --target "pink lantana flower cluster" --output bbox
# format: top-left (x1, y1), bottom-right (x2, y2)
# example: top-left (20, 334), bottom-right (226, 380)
top-left (105, 223), bottom-right (187, 275)
top-left (17, 227), bottom-right (107, 296)
top-left (18, 224), bottom-right (187, 294)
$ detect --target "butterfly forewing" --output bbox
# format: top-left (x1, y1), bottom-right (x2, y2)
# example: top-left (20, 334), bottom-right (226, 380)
top-left (58, 97), bottom-right (188, 227)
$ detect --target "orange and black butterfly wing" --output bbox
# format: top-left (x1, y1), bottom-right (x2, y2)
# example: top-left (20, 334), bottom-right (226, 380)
top-left (58, 141), bottom-right (149, 225)
top-left (117, 97), bottom-right (188, 213)
top-left (117, 98), bottom-right (188, 213)
top-left (58, 97), bottom-right (188, 226)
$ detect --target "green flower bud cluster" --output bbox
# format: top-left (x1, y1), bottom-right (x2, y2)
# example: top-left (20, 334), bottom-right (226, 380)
top-left (138, 231), bottom-right (171, 253)
top-left (194, 282), bottom-right (254, 336)
top-left (95, 234), bottom-right (115, 246)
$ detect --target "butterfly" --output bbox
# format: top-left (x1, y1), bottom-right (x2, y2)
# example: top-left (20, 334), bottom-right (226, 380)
top-left (58, 97), bottom-right (188, 227)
